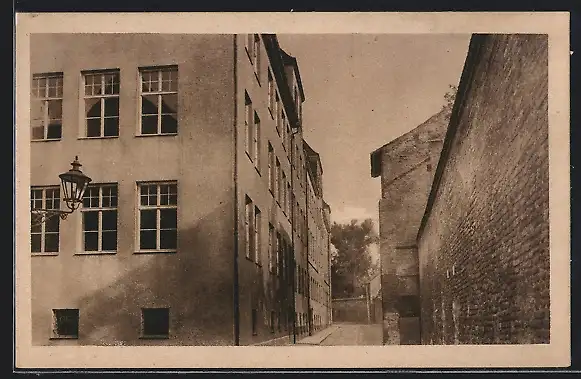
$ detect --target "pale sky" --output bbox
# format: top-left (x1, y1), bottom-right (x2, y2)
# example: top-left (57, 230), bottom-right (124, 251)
top-left (277, 34), bottom-right (471, 235)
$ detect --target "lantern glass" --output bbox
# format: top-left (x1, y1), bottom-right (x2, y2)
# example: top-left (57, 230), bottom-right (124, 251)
top-left (58, 156), bottom-right (92, 211)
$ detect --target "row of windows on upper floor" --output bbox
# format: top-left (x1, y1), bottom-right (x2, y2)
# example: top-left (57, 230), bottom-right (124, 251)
top-left (244, 86), bottom-right (308, 193)
top-left (31, 67), bottom-right (178, 142)
top-left (244, 34), bottom-right (303, 126)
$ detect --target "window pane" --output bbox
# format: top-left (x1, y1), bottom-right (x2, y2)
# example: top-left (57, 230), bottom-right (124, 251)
top-left (101, 231), bottom-right (117, 251)
top-left (104, 117), bottom-right (119, 137)
top-left (45, 233), bottom-right (59, 252)
top-left (142, 95), bottom-right (158, 115)
top-left (141, 115), bottom-right (158, 135)
top-left (84, 231), bottom-right (98, 251)
top-left (104, 73), bottom-right (120, 95)
top-left (160, 115), bottom-right (177, 134)
top-left (83, 211), bottom-right (99, 231)
top-left (31, 234), bottom-right (41, 252)
top-left (160, 230), bottom-right (177, 250)
top-left (160, 209), bottom-right (177, 229)
top-left (161, 94), bottom-right (177, 113)
top-left (46, 122), bottom-right (62, 139)
top-left (31, 124), bottom-right (45, 140)
top-left (48, 100), bottom-right (62, 119)
top-left (86, 118), bottom-right (101, 137)
top-left (104, 97), bottom-right (119, 117)
top-left (140, 230), bottom-right (157, 249)
top-left (85, 98), bottom-right (101, 118)
top-left (102, 210), bottom-right (117, 231)
top-left (140, 209), bottom-right (157, 229)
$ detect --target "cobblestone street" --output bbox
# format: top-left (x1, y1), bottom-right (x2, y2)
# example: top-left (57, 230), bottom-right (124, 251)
top-left (318, 323), bottom-right (383, 346)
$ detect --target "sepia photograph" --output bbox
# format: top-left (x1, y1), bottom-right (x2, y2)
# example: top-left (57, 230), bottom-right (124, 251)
top-left (14, 12), bottom-right (571, 368)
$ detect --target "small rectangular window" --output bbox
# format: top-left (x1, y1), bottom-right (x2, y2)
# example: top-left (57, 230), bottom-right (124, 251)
top-left (31, 73), bottom-right (63, 141)
top-left (268, 143), bottom-right (275, 195)
top-left (139, 66), bottom-right (178, 136)
top-left (141, 308), bottom-right (170, 338)
top-left (52, 309), bottom-right (79, 339)
top-left (268, 70), bottom-right (275, 117)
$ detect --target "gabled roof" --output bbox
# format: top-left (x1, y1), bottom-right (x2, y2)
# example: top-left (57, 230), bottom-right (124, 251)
top-left (370, 108), bottom-right (450, 178)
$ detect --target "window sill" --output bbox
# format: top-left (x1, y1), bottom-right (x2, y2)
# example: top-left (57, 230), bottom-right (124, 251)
top-left (31, 139), bottom-right (61, 143)
top-left (78, 136), bottom-right (119, 140)
top-left (31, 252), bottom-right (59, 257)
top-left (50, 336), bottom-right (78, 340)
top-left (254, 166), bottom-right (261, 176)
top-left (139, 335), bottom-right (169, 340)
top-left (246, 151), bottom-right (253, 163)
top-left (134, 250), bottom-right (177, 255)
top-left (75, 251), bottom-right (117, 256)
top-left (254, 72), bottom-right (261, 86)
top-left (136, 133), bottom-right (178, 138)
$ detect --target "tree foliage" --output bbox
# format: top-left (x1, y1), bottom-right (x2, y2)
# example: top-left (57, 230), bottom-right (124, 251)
top-left (330, 218), bottom-right (379, 299)
top-left (442, 84), bottom-right (458, 113)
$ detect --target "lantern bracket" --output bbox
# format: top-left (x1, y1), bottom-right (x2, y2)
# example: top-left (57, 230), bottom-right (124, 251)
top-left (30, 208), bottom-right (74, 228)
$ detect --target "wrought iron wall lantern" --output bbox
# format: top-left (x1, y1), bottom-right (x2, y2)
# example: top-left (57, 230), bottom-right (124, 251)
top-left (31, 156), bottom-right (92, 227)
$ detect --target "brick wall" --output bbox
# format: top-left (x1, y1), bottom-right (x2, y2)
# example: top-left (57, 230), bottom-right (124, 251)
top-left (417, 34), bottom-right (549, 344)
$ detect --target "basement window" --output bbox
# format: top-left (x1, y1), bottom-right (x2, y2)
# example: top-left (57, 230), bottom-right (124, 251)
top-left (141, 308), bottom-right (170, 338)
top-left (51, 309), bottom-right (79, 339)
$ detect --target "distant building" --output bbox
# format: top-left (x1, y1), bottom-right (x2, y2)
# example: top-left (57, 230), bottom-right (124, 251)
top-left (370, 33), bottom-right (549, 345)
top-left (370, 108), bottom-right (449, 344)
top-left (29, 33), bottom-right (331, 346)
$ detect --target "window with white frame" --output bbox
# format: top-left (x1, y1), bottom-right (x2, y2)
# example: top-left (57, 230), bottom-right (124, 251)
top-left (245, 195), bottom-right (253, 260)
top-left (254, 111), bottom-right (261, 172)
top-left (275, 92), bottom-right (281, 136)
top-left (282, 171), bottom-right (287, 214)
top-left (137, 182), bottom-right (178, 252)
top-left (245, 34), bottom-right (254, 62)
top-left (139, 66), bottom-right (178, 135)
top-left (268, 223), bottom-right (275, 273)
top-left (31, 186), bottom-right (60, 254)
top-left (276, 159), bottom-right (282, 205)
top-left (83, 70), bottom-right (120, 138)
top-left (245, 91), bottom-right (253, 159)
top-left (31, 73), bottom-right (63, 141)
top-left (252, 34), bottom-right (261, 82)
top-left (254, 205), bottom-right (261, 265)
top-left (286, 182), bottom-right (291, 216)
top-left (268, 142), bottom-right (275, 195)
top-left (281, 111), bottom-right (287, 151)
top-left (268, 70), bottom-right (275, 117)
top-left (81, 184), bottom-right (118, 253)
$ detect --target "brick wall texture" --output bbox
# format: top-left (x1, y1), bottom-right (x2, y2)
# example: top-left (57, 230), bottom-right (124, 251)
top-left (417, 34), bottom-right (549, 344)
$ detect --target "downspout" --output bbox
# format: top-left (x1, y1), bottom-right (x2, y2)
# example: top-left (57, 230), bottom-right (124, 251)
top-left (290, 130), bottom-right (297, 344)
top-left (232, 34), bottom-right (240, 346)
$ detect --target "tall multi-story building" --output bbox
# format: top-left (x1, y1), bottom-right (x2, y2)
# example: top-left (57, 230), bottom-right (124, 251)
top-left (29, 33), bottom-right (331, 346)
